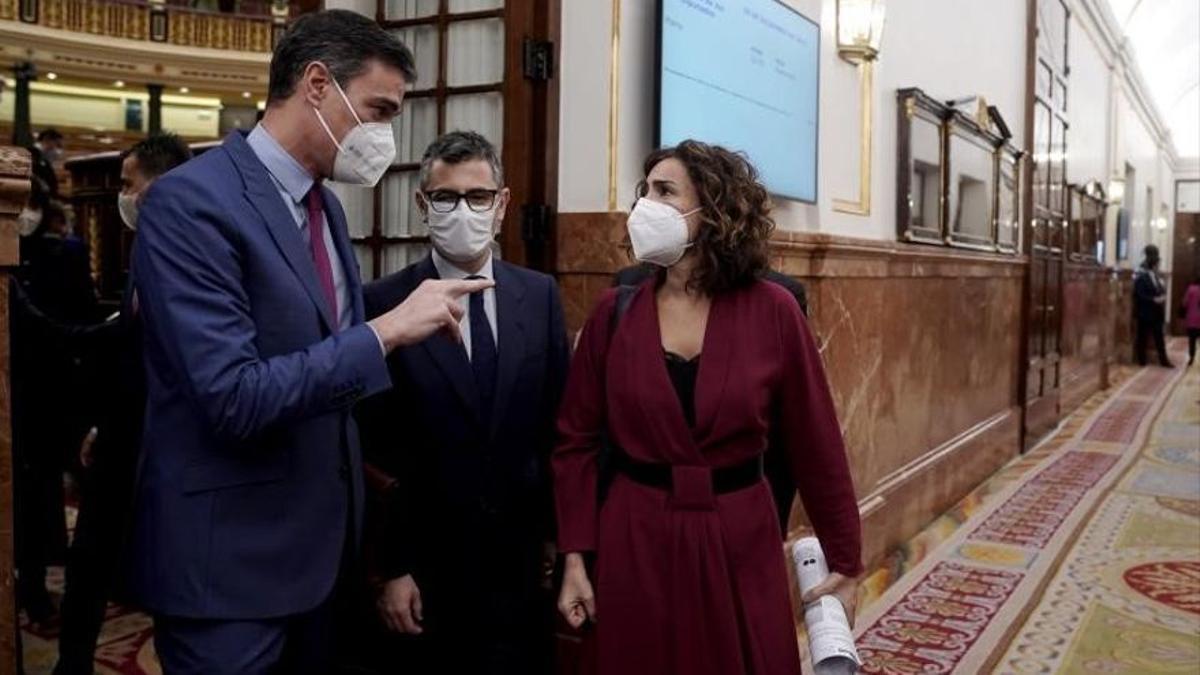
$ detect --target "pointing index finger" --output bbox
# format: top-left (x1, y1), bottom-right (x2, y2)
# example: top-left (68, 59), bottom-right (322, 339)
top-left (441, 278), bottom-right (495, 298)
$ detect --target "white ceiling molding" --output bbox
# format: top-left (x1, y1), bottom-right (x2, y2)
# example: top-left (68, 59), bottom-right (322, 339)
top-left (1095, 0), bottom-right (1198, 162)
top-left (1074, 0), bottom-right (1193, 167)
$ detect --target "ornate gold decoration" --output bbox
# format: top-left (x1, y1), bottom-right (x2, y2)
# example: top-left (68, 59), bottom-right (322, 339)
top-left (607, 0), bottom-right (621, 212)
top-left (16, 0), bottom-right (274, 52)
top-left (832, 59), bottom-right (874, 216)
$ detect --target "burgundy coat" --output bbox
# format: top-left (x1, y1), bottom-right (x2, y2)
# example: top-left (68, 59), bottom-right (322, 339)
top-left (554, 279), bottom-right (862, 675)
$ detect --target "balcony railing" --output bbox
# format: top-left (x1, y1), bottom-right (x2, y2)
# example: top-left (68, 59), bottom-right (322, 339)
top-left (1, 0), bottom-right (289, 52)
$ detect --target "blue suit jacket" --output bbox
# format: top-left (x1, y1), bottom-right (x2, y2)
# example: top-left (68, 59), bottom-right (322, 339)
top-left (129, 131), bottom-right (391, 619)
top-left (358, 256), bottom-right (568, 584)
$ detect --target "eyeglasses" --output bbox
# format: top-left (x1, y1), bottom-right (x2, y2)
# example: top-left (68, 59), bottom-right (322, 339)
top-left (421, 189), bottom-right (499, 214)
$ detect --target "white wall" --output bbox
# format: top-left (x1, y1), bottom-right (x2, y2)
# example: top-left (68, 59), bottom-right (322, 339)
top-left (1068, 17), bottom-right (1111, 186)
top-left (558, 0), bottom-right (1028, 239)
top-left (556, 0), bottom-right (1183, 254)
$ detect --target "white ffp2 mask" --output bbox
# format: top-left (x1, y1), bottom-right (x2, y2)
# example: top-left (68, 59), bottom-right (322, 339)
top-left (17, 207), bottom-right (42, 236)
top-left (118, 192), bottom-right (139, 231)
top-left (627, 197), bottom-right (700, 267)
top-left (313, 70), bottom-right (396, 187)
top-left (427, 202), bottom-right (497, 263)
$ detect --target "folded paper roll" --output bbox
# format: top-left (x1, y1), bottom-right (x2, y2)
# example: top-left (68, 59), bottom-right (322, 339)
top-left (792, 537), bottom-right (862, 675)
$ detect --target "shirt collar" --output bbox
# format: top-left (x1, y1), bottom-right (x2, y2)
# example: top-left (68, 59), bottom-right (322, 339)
top-left (246, 124), bottom-right (315, 205)
top-left (431, 248), bottom-right (494, 282)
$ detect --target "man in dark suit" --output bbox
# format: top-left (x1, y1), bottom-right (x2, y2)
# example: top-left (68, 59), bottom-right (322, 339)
top-left (358, 131), bottom-right (569, 674)
top-left (128, 12), bottom-right (490, 673)
top-left (54, 132), bottom-right (193, 675)
top-left (1133, 244), bottom-right (1174, 368)
top-left (29, 127), bottom-right (64, 201)
top-left (613, 264), bottom-right (809, 534)
top-left (11, 198), bottom-right (98, 625)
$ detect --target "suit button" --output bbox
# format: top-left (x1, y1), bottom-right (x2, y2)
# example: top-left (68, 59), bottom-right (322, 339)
top-left (338, 464), bottom-right (349, 481)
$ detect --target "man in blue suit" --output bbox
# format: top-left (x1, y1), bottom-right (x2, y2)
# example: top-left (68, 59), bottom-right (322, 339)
top-left (357, 132), bottom-right (569, 674)
top-left (129, 11), bottom-right (490, 673)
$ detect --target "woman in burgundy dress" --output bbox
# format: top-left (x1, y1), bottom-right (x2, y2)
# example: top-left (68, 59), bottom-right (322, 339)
top-left (554, 140), bottom-right (863, 675)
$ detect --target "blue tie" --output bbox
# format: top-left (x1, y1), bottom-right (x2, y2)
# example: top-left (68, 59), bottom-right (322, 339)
top-left (468, 276), bottom-right (498, 424)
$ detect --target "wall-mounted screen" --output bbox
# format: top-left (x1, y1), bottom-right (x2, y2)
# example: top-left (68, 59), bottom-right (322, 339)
top-left (657, 0), bottom-right (820, 202)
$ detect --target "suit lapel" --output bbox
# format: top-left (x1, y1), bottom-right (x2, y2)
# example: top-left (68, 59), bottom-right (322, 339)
top-left (224, 132), bottom-right (336, 333)
top-left (412, 256), bottom-right (483, 422)
top-left (489, 262), bottom-right (526, 439)
top-left (321, 185), bottom-right (364, 324)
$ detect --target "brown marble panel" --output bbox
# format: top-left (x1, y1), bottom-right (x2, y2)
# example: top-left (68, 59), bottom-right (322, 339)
top-left (1110, 270), bottom-right (1135, 365)
top-left (790, 409), bottom-right (1020, 568)
top-left (0, 145), bottom-right (28, 675)
top-left (555, 211), bottom-right (633, 275)
top-left (1060, 263), bottom-right (1108, 413)
top-left (557, 273), bottom-right (615, 338)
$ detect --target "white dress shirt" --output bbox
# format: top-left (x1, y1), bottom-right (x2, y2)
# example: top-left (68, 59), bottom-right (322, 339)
top-left (431, 248), bottom-right (497, 361)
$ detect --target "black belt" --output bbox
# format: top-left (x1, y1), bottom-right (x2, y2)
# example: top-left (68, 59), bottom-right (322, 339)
top-left (611, 450), bottom-right (763, 495)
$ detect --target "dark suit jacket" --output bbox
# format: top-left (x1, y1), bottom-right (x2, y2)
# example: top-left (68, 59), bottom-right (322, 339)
top-left (358, 255), bottom-right (569, 588)
top-left (27, 145), bottom-right (59, 202)
top-left (612, 264), bottom-right (808, 535)
top-left (1134, 267), bottom-right (1166, 323)
top-left (129, 130), bottom-right (391, 619)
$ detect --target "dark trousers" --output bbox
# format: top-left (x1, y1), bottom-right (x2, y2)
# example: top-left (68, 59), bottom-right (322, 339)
top-left (155, 489), bottom-right (358, 675)
top-left (55, 462), bottom-right (135, 675)
top-left (154, 597), bottom-right (339, 675)
top-left (1135, 319), bottom-right (1171, 366)
top-left (356, 539), bottom-right (553, 675)
top-left (1188, 328), bottom-right (1199, 364)
top-left (14, 458), bottom-right (64, 617)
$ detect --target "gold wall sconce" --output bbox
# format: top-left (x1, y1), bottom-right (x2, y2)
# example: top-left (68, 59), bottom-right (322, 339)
top-left (833, 0), bottom-right (886, 216)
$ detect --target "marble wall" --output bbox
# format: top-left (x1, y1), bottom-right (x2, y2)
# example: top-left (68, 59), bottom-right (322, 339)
top-left (1061, 263), bottom-right (1111, 413)
top-left (0, 146), bottom-right (30, 675)
top-left (555, 215), bottom-right (1026, 568)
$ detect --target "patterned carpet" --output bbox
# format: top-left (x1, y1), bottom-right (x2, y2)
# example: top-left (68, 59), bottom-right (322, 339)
top-left (18, 535), bottom-right (158, 674)
top-left (22, 359), bottom-right (1196, 674)
top-left (853, 354), bottom-right (1197, 674)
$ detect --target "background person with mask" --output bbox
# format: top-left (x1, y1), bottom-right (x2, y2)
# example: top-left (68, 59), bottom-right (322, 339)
top-left (1133, 244), bottom-right (1174, 368)
top-left (554, 140), bottom-right (862, 675)
top-left (128, 12), bottom-right (491, 673)
top-left (357, 131), bottom-right (568, 675)
top-left (53, 132), bottom-right (193, 675)
top-left (29, 127), bottom-right (65, 202)
top-left (10, 198), bottom-right (98, 626)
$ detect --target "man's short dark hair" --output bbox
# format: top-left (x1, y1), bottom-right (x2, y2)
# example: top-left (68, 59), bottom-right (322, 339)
top-left (36, 128), bottom-right (63, 143)
top-left (418, 131), bottom-right (504, 189)
top-left (268, 10), bottom-right (417, 105)
top-left (123, 132), bottom-right (193, 180)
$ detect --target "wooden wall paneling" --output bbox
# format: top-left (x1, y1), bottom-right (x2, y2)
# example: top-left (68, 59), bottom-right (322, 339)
top-left (0, 145), bottom-right (31, 675)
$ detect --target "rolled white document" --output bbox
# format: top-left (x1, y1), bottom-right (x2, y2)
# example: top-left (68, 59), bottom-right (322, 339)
top-left (792, 537), bottom-right (861, 675)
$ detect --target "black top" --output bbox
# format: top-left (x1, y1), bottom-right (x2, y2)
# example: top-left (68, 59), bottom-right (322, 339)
top-left (665, 351), bottom-right (700, 428)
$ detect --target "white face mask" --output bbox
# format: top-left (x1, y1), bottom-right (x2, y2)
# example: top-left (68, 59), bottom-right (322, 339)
top-left (427, 200), bottom-right (498, 264)
top-left (118, 191), bottom-right (139, 231)
top-left (17, 207), bottom-right (42, 237)
top-left (313, 68), bottom-right (397, 187)
top-left (627, 197), bottom-right (700, 267)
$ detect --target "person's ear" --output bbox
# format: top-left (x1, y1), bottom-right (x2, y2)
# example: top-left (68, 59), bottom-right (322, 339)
top-left (301, 62), bottom-right (332, 110)
top-left (414, 190), bottom-right (428, 219)
top-left (494, 187), bottom-right (511, 232)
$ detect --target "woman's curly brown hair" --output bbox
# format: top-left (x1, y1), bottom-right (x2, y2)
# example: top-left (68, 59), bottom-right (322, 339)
top-left (634, 139), bottom-right (775, 295)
